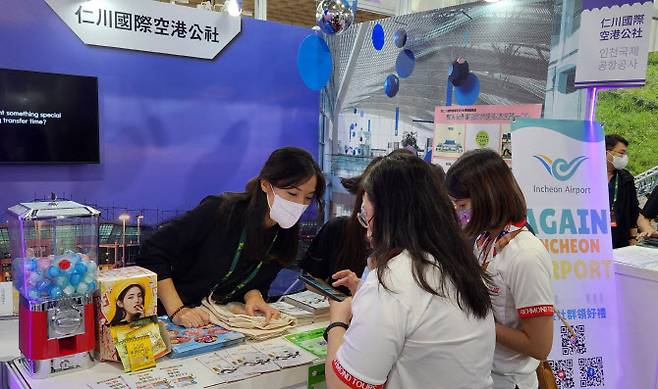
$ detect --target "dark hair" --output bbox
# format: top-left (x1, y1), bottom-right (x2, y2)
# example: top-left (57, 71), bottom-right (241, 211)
top-left (222, 147), bottom-right (325, 266)
top-left (363, 153), bottom-right (492, 319)
top-left (431, 164), bottom-right (446, 182)
top-left (335, 157), bottom-right (384, 273)
top-left (110, 283), bottom-right (145, 326)
top-left (605, 134), bottom-right (629, 150)
top-left (445, 149), bottom-right (526, 238)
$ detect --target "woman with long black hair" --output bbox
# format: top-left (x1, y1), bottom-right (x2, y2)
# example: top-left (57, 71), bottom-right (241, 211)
top-left (324, 153), bottom-right (495, 389)
top-left (137, 147), bottom-right (325, 328)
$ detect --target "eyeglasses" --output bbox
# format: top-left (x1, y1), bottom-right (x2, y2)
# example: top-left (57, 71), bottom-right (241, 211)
top-left (357, 206), bottom-right (371, 228)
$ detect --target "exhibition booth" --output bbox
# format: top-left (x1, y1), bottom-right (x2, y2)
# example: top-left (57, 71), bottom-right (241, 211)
top-left (0, 0), bottom-right (657, 388)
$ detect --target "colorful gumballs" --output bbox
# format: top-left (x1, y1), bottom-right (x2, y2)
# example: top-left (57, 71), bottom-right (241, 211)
top-left (28, 289), bottom-right (39, 300)
top-left (76, 283), bottom-right (89, 294)
top-left (87, 281), bottom-right (97, 292)
top-left (74, 262), bottom-right (87, 275)
top-left (55, 276), bottom-right (68, 287)
top-left (37, 280), bottom-right (50, 292)
top-left (87, 261), bottom-right (97, 273)
top-left (48, 265), bottom-right (60, 278)
top-left (28, 272), bottom-right (40, 286)
top-left (69, 273), bottom-right (82, 286)
top-left (26, 258), bottom-right (37, 272)
top-left (49, 286), bottom-right (63, 298)
top-left (63, 286), bottom-right (75, 296)
top-left (37, 258), bottom-right (50, 271)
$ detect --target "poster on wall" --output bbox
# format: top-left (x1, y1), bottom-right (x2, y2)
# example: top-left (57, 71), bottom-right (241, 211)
top-left (512, 119), bottom-right (618, 388)
top-left (431, 104), bottom-right (542, 170)
top-left (44, 0), bottom-right (241, 59)
top-left (574, 0), bottom-right (653, 88)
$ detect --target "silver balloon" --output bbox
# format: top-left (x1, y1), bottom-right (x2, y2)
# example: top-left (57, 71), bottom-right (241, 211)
top-left (316, 0), bottom-right (354, 36)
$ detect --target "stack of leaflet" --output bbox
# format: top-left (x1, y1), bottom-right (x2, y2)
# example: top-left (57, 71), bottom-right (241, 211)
top-left (269, 301), bottom-right (315, 326)
top-left (160, 317), bottom-right (245, 359)
top-left (281, 290), bottom-right (330, 321)
top-left (196, 340), bottom-right (317, 384)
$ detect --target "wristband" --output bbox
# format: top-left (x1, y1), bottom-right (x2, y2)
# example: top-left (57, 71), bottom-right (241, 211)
top-left (323, 321), bottom-right (349, 341)
top-left (169, 305), bottom-right (187, 321)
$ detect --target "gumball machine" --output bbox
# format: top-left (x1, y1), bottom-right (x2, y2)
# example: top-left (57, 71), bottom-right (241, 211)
top-left (8, 199), bottom-right (100, 378)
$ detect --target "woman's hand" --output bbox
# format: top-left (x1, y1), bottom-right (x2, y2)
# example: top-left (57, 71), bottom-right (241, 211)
top-left (638, 230), bottom-right (658, 239)
top-left (245, 290), bottom-right (281, 323)
top-left (331, 270), bottom-right (360, 296)
top-left (329, 297), bottom-right (353, 324)
top-left (172, 307), bottom-right (210, 328)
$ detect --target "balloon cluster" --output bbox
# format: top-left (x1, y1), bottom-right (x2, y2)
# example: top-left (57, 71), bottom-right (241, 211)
top-left (13, 250), bottom-right (98, 302)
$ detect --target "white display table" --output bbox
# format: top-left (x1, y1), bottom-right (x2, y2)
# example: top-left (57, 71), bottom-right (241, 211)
top-left (0, 318), bottom-right (20, 362)
top-left (614, 245), bottom-right (658, 389)
top-left (4, 322), bottom-right (326, 389)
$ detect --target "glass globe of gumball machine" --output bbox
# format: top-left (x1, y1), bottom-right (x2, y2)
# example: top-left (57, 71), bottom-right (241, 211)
top-left (8, 197), bottom-right (100, 378)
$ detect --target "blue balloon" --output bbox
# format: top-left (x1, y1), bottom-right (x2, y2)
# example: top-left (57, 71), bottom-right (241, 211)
top-left (396, 49), bottom-right (416, 79)
top-left (384, 74), bottom-right (400, 98)
top-left (372, 24), bottom-right (385, 51)
top-left (297, 34), bottom-right (333, 91)
top-left (394, 29), bottom-right (407, 48)
top-left (454, 73), bottom-right (481, 105)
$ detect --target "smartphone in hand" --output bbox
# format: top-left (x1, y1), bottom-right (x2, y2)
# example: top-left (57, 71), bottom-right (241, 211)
top-left (298, 273), bottom-right (347, 302)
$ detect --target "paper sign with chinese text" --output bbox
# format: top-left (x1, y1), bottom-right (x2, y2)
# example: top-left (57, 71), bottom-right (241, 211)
top-left (575, 0), bottom-right (652, 88)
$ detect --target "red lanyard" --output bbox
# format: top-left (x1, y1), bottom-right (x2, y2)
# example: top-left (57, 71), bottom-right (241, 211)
top-left (476, 221), bottom-right (525, 270)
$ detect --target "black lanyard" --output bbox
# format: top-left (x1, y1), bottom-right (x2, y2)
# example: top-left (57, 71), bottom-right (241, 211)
top-left (210, 229), bottom-right (277, 303)
top-left (611, 173), bottom-right (619, 207)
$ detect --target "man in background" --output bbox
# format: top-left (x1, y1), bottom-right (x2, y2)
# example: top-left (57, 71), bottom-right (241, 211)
top-left (605, 134), bottom-right (639, 248)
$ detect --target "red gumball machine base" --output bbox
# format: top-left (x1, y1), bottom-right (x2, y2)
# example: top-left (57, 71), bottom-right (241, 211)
top-left (18, 294), bottom-right (97, 379)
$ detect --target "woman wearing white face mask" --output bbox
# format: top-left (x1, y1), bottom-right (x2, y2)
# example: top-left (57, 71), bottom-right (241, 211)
top-left (137, 147), bottom-right (325, 328)
top-left (605, 134), bottom-right (640, 248)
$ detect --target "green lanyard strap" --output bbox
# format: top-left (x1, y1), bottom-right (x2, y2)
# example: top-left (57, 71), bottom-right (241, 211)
top-left (211, 229), bottom-right (278, 303)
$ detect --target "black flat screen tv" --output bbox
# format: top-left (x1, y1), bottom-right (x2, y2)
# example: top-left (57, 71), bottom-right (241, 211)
top-left (0, 68), bottom-right (99, 164)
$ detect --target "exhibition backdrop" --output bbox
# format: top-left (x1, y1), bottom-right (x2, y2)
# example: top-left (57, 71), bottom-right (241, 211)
top-left (0, 0), bottom-right (320, 223)
top-left (321, 0), bottom-right (555, 216)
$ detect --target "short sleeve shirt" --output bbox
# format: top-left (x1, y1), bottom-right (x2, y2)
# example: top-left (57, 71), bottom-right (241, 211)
top-left (334, 250), bottom-right (495, 389)
top-left (476, 229), bottom-right (554, 389)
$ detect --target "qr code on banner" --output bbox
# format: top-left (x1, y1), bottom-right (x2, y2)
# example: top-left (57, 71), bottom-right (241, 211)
top-left (561, 324), bottom-right (587, 355)
top-left (579, 357), bottom-right (605, 387)
top-left (549, 359), bottom-right (575, 389)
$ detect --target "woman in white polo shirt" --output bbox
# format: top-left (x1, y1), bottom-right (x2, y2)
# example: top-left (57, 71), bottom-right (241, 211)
top-left (324, 153), bottom-right (496, 389)
top-left (446, 149), bottom-right (554, 389)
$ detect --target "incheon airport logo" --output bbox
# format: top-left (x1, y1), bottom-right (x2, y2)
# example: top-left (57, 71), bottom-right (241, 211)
top-left (533, 155), bottom-right (588, 182)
